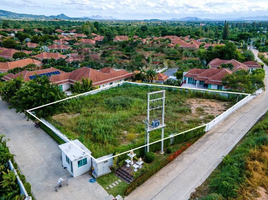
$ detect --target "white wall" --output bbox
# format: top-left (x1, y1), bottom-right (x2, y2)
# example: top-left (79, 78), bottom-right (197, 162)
top-left (61, 152), bottom-right (91, 177)
top-left (61, 152), bottom-right (73, 176)
top-left (61, 83), bottom-right (70, 92)
top-left (72, 156), bottom-right (91, 177)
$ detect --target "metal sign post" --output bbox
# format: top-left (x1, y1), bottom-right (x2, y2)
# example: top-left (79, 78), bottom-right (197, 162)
top-left (144, 90), bottom-right (166, 154)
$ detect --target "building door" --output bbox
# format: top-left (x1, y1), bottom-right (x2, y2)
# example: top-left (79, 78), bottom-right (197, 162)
top-left (71, 161), bottom-right (73, 173)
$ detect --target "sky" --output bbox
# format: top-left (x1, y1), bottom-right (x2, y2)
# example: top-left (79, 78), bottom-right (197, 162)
top-left (1, 0), bottom-right (268, 20)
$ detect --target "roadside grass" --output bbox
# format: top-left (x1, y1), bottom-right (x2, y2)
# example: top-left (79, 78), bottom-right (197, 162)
top-left (189, 111), bottom-right (268, 200)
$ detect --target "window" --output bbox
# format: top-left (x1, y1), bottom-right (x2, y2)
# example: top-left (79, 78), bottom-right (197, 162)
top-left (78, 158), bottom-right (87, 168)
top-left (66, 156), bottom-right (70, 164)
top-left (217, 85), bottom-right (223, 90)
top-left (199, 81), bottom-right (204, 85)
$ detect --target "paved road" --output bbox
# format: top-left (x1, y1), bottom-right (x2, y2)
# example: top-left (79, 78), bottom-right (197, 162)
top-left (126, 51), bottom-right (268, 200)
top-left (0, 99), bottom-right (110, 200)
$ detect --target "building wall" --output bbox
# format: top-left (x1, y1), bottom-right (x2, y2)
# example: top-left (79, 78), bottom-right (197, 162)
top-left (61, 83), bottom-right (70, 92)
top-left (61, 152), bottom-right (91, 177)
top-left (61, 152), bottom-right (73, 176)
top-left (72, 156), bottom-right (91, 177)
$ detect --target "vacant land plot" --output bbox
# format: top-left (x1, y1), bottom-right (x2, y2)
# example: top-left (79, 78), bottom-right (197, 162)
top-left (47, 84), bottom-right (234, 157)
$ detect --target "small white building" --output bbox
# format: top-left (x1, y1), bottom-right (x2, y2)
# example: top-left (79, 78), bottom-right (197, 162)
top-left (59, 140), bottom-right (92, 177)
top-left (92, 154), bottom-right (113, 178)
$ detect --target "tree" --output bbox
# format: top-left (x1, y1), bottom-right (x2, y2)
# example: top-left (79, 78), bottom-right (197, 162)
top-left (222, 69), bottom-right (265, 93)
top-left (2, 20), bottom-right (10, 29)
top-left (10, 76), bottom-right (66, 117)
top-left (215, 27), bottom-right (219, 38)
top-left (242, 50), bottom-right (254, 61)
top-left (146, 68), bottom-right (157, 83)
top-left (222, 21), bottom-right (230, 40)
top-left (175, 70), bottom-right (184, 79)
top-left (0, 77), bottom-right (23, 102)
top-left (2, 38), bottom-right (17, 48)
top-left (71, 78), bottom-right (94, 93)
top-left (12, 52), bottom-right (29, 59)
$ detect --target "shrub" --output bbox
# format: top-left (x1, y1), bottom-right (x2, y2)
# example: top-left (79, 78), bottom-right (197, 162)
top-left (145, 152), bottom-right (155, 163)
top-left (201, 193), bottom-right (224, 200)
top-left (166, 147), bottom-right (172, 154)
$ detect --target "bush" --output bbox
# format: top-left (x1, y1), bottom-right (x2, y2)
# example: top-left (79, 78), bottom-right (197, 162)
top-left (201, 193), bottom-right (225, 200)
top-left (166, 147), bottom-right (172, 154)
top-left (145, 152), bottom-right (155, 163)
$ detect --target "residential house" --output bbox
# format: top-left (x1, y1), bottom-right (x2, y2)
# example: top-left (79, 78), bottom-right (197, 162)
top-left (113, 35), bottom-right (129, 42)
top-left (0, 58), bottom-right (42, 73)
top-left (48, 44), bottom-right (71, 52)
top-left (243, 61), bottom-right (262, 72)
top-left (33, 52), bottom-right (67, 60)
top-left (183, 58), bottom-right (251, 90)
top-left (2, 67), bottom-right (134, 92)
top-left (26, 42), bottom-right (38, 48)
top-left (80, 39), bottom-right (96, 45)
top-left (0, 49), bottom-right (19, 58)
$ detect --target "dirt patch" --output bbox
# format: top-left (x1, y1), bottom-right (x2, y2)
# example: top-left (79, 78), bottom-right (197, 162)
top-left (52, 113), bottom-right (80, 120)
top-left (186, 98), bottom-right (229, 116)
top-left (256, 187), bottom-right (268, 200)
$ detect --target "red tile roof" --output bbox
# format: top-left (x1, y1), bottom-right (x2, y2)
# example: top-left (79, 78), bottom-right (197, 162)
top-left (26, 42), bottom-right (38, 48)
top-left (157, 73), bottom-right (169, 82)
top-left (67, 67), bottom-right (133, 86)
top-left (243, 61), bottom-right (262, 69)
top-left (48, 44), bottom-right (71, 50)
top-left (114, 35), bottom-right (129, 42)
top-left (184, 68), bottom-right (207, 78)
top-left (33, 52), bottom-right (67, 60)
top-left (0, 58), bottom-right (42, 73)
top-left (0, 49), bottom-right (19, 58)
top-left (205, 69), bottom-right (232, 85)
top-left (80, 39), bottom-right (96, 45)
top-left (195, 68), bottom-right (222, 81)
top-left (2, 67), bottom-right (64, 81)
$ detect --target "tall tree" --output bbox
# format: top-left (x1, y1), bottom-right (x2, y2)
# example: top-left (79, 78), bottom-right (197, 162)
top-left (222, 21), bottom-right (230, 40)
top-left (146, 68), bottom-right (157, 83)
top-left (71, 78), bottom-right (94, 93)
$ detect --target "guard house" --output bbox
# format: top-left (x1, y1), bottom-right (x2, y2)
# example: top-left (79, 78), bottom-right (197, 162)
top-left (92, 154), bottom-right (113, 178)
top-left (59, 140), bottom-right (92, 177)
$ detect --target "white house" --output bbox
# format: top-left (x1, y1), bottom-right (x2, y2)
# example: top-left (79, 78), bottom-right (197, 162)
top-left (59, 140), bottom-right (92, 177)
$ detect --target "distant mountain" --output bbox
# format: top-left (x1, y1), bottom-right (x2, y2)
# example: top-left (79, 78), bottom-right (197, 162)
top-left (0, 9), bottom-right (117, 21)
top-left (172, 17), bottom-right (202, 21)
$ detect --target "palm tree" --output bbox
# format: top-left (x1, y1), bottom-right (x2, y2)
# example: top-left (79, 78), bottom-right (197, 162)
top-left (146, 68), bottom-right (157, 83)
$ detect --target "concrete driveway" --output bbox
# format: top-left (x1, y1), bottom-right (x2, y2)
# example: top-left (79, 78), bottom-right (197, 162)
top-left (0, 99), bottom-right (110, 200)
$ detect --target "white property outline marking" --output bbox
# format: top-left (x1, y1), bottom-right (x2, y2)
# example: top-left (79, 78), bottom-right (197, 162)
top-left (26, 81), bottom-right (252, 163)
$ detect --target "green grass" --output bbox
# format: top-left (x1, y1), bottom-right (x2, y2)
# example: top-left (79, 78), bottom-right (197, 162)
top-left (44, 84), bottom-right (234, 157)
top-left (97, 172), bottom-right (128, 197)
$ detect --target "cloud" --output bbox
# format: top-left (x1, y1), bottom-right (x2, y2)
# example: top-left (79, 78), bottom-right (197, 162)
top-left (2, 0), bottom-right (268, 19)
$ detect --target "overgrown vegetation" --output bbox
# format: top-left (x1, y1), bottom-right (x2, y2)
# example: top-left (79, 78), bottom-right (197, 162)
top-left (43, 84), bottom-right (237, 157)
top-left (190, 111), bottom-right (268, 199)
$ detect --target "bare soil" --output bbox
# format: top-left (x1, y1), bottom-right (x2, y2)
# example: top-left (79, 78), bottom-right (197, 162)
top-left (186, 98), bottom-right (230, 116)
top-left (256, 187), bottom-right (268, 200)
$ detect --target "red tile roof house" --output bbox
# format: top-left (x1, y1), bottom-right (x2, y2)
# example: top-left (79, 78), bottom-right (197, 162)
top-left (25, 42), bottom-right (38, 48)
top-left (154, 73), bottom-right (169, 83)
top-left (243, 61), bottom-right (262, 72)
top-left (0, 49), bottom-right (19, 59)
top-left (0, 58), bottom-right (42, 73)
top-left (33, 52), bottom-right (67, 60)
top-left (79, 39), bottom-right (96, 45)
top-left (113, 35), bottom-right (129, 42)
top-left (183, 58), bottom-right (250, 90)
top-left (47, 44), bottom-right (71, 52)
top-left (2, 67), bottom-right (134, 92)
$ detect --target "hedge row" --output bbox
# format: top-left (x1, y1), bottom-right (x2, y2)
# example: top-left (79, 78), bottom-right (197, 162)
top-left (39, 122), bottom-right (65, 145)
top-left (124, 129), bottom-right (205, 196)
top-left (115, 125), bottom-right (206, 164)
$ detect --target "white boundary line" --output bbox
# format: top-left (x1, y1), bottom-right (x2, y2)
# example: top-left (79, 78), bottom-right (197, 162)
top-left (26, 82), bottom-right (251, 163)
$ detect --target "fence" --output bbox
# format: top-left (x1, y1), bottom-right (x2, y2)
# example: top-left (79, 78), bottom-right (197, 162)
top-left (8, 160), bottom-right (32, 200)
top-left (206, 89), bottom-right (263, 131)
top-left (27, 82), bottom-right (263, 164)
